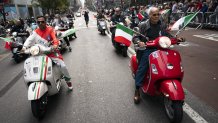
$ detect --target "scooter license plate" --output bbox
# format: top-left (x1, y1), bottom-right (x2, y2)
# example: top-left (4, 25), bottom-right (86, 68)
top-left (102, 27), bottom-right (106, 29)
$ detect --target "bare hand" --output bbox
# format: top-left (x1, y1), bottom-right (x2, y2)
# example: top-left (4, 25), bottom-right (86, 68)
top-left (52, 45), bottom-right (58, 50)
top-left (138, 42), bottom-right (146, 47)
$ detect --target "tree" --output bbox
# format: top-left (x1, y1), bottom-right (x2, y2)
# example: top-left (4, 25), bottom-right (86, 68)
top-left (38, 0), bottom-right (69, 14)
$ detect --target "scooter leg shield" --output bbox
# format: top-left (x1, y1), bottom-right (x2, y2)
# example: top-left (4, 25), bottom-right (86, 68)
top-left (160, 80), bottom-right (185, 100)
top-left (28, 82), bottom-right (48, 100)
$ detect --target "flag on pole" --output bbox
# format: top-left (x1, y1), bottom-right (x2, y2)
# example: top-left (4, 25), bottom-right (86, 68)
top-left (60, 28), bottom-right (76, 38)
top-left (114, 23), bottom-right (133, 47)
top-left (0, 37), bottom-right (13, 50)
top-left (137, 12), bottom-right (144, 21)
top-left (160, 9), bottom-right (170, 15)
top-left (170, 12), bottom-right (198, 31)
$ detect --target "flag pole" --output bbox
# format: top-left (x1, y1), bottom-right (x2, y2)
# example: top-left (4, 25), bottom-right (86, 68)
top-left (175, 10), bottom-right (200, 36)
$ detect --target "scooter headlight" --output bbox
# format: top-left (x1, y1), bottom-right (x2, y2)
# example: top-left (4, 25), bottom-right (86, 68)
top-left (158, 36), bottom-right (171, 49)
top-left (12, 32), bottom-right (17, 37)
top-left (30, 46), bottom-right (40, 56)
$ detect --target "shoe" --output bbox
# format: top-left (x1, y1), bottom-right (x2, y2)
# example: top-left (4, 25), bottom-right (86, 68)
top-left (134, 89), bottom-right (140, 104)
top-left (69, 47), bottom-right (72, 52)
top-left (66, 82), bottom-right (73, 91)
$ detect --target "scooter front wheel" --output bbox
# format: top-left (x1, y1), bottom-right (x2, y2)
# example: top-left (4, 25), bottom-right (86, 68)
top-left (164, 97), bottom-right (183, 123)
top-left (31, 94), bottom-right (48, 119)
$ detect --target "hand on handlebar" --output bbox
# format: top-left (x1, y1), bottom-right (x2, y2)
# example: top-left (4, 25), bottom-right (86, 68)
top-left (176, 37), bottom-right (185, 42)
top-left (138, 41), bottom-right (146, 47)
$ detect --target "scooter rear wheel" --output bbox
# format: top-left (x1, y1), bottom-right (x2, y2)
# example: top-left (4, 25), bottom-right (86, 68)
top-left (164, 97), bottom-right (183, 123)
top-left (31, 94), bottom-right (48, 119)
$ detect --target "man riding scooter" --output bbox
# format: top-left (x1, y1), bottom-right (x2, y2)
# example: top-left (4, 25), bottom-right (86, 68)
top-left (97, 10), bottom-right (108, 34)
top-left (53, 14), bottom-right (72, 51)
top-left (110, 7), bottom-right (126, 45)
top-left (133, 7), bottom-right (184, 103)
top-left (21, 16), bottom-right (73, 90)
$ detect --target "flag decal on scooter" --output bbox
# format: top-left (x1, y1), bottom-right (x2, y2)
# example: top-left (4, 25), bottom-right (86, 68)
top-left (40, 56), bottom-right (49, 81)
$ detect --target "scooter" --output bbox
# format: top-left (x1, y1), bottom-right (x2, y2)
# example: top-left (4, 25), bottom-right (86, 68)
top-left (23, 44), bottom-right (63, 119)
top-left (97, 19), bottom-right (107, 35)
top-left (130, 36), bottom-right (185, 123)
top-left (10, 32), bottom-right (29, 63)
top-left (110, 22), bottom-right (130, 57)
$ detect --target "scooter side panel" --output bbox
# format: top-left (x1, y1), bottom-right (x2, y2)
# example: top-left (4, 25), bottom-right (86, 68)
top-left (24, 55), bottom-right (53, 83)
top-left (160, 79), bottom-right (185, 100)
top-left (28, 82), bottom-right (48, 100)
top-left (150, 50), bottom-right (183, 79)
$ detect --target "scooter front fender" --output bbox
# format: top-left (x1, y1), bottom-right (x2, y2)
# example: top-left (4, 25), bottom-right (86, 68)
top-left (28, 82), bottom-right (48, 100)
top-left (160, 80), bottom-right (185, 100)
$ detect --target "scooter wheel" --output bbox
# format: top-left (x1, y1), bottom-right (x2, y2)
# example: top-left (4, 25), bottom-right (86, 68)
top-left (164, 97), bottom-right (183, 123)
top-left (14, 56), bottom-right (21, 63)
top-left (31, 95), bottom-right (47, 119)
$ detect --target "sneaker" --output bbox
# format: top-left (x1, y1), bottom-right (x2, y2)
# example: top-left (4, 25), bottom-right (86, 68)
top-left (66, 82), bottom-right (73, 91)
top-left (69, 47), bottom-right (72, 52)
top-left (134, 89), bottom-right (140, 104)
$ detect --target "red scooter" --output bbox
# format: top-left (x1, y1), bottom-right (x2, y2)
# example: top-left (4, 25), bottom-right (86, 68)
top-left (130, 36), bottom-right (185, 123)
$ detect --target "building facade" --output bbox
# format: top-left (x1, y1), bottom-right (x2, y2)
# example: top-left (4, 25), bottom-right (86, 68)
top-left (1, 0), bottom-right (42, 20)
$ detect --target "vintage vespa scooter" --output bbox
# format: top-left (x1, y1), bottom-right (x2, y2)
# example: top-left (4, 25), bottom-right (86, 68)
top-left (23, 44), bottom-right (64, 119)
top-left (130, 36), bottom-right (185, 123)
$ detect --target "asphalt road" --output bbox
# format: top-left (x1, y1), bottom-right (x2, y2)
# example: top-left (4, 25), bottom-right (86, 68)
top-left (0, 13), bottom-right (218, 123)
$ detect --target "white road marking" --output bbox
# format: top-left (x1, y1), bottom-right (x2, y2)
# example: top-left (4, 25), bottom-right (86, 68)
top-left (194, 34), bottom-right (218, 42)
top-left (183, 103), bottom-right (208, 123)
top-left (185, 27), bottom-right (196, 30)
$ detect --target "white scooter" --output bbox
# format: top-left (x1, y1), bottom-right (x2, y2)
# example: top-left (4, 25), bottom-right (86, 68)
top-left (23, 44), bottom-right (63, 119)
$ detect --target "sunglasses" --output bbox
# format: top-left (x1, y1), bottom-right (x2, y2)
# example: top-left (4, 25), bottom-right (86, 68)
top-left (152, 13), bottom-right (160, 16)
top-left (37, 21), bottom-right (45, 24)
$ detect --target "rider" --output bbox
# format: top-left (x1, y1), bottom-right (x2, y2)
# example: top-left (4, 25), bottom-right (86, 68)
top-left (53, 14), bottom-right (72, 51)
top-left (11, 19), bottom-right (30, 43)
top-left (97, 10), bottom-right (108, 33)
top-left (133, 7), bottom-right (183, 103)
top-left (22, 16), bottom-right (73, 91)
top-left (110, 7), bottom-right (126, 45)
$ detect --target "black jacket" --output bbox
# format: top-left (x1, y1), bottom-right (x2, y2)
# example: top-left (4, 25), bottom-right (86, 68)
top-left (134, 19), bottom-right (172, 43)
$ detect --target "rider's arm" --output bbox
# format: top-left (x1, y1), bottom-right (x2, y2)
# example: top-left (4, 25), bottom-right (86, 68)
top-left (23, 31), bottom-right (36, 48)
top-left (50, 28), bottom-right (59, 49)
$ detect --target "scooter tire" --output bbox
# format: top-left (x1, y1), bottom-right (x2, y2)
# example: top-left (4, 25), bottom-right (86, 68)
top-left (164, 97), bottom-right (183, 123)
top-left (31, 95), bottom-right (48, 119)
top-left (14, 55), bottom-right (21, 63)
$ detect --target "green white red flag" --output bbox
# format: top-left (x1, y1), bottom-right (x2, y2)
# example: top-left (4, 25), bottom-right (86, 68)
top-left (170, 12), bottom-right (198, 31)
top-left (114, 23), bottom-right (134, 47)
top-left (160, 9), bottom-right (170, 15)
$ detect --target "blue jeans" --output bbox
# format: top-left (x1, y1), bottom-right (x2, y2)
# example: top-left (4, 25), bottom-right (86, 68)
top-left (135, 49), bottom-right (157, 87)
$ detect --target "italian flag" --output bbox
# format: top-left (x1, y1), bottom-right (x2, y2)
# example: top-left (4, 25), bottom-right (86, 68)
top-left (0, 37), bottom-right (13, 50)
top-left (114, 23), bottom-right (133, 47)
top-left (137, 12), bottom-right (144, 21)
top-left (170, 12), bottom-right (198, 31)
top-left (160, 9), bottom-right (170, 15)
